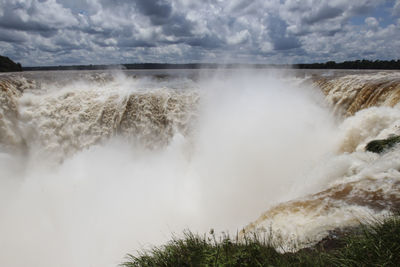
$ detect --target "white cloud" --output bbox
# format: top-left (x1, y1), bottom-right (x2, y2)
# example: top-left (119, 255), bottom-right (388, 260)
top-left (227, 30), bottom-right (250, 45)
top-left (365, 17), bottom-right (379, 27)
top-left (0, 0), bottom-right (78, 32)
top-left (393, 0), bottom-right (400, 16)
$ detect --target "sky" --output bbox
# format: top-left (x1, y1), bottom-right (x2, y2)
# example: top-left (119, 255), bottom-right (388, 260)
top-left (0, 0), bottom-right (399, 66)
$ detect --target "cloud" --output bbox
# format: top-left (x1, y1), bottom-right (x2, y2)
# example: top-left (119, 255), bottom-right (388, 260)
top-left (268, 16), bottom-right (301, 51)
top-left (303, 5), bottom-right (344, 25)
top-left (365, 17), bottom-right (379, 27)
top-left (227, 30), bottom-right (250, 45)
top-left (0, 0), bottom-right (78, 34)
top-left (0, 28), bottom-right (28, 43)
top-left (135, 0), bottom-right (172, 25)
top-left (0, 0), bottom-right (396, 65)
top-left (393, 0), bottom-right (400, 17)
top-left (187, 34), bottom-right (224, 49)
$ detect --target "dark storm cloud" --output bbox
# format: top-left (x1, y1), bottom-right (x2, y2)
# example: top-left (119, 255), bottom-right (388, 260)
top-left (268, 16), bottom-right (301, 50)
top-left (117, 38), bottom-right (156, 48)
top-left (0, 6), bottom-right (55, 34)
top-left (0, 0), bottom-right (77, 33)
top-left (161, 13), bottom-right (194, 37)
top-left (0, 0), bottom-right (397, 66)
top-left (135, 0), bottom-right (172, 25)
top-left (0, 15), bottom-right (54, 33)
top-left (187, 34), bottom-right (225, 49)
top-left (0, 29), bottom-right (27, 43)
top-left (304, 5), bottom-right (344, 25)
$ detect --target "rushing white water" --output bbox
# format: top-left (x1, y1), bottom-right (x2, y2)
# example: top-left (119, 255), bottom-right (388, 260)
top-left (243, 106), bottom-right (400, 250)
top-left (242, 71), bottom-right (400, 249)
top-left (0, 69), bottom-right (399, 266)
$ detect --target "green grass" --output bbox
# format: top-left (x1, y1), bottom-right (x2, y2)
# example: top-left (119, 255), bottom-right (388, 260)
top-left (327, 216), bottom-right (400, 266)
top-left (121, 214), bottom-right (400, 267)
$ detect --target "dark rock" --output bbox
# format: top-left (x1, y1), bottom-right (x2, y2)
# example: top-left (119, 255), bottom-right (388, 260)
top-left (0, 55), bottom-right (22, 72)
top-left (365, 135), bottom-right (400, 154)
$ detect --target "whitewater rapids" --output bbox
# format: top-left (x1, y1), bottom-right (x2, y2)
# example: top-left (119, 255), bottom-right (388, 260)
top-left (0, 69), bottom-right (400, 266)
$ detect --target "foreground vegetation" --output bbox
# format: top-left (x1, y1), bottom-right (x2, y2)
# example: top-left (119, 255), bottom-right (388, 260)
top-left (121, 214), bottom-right (400, 267)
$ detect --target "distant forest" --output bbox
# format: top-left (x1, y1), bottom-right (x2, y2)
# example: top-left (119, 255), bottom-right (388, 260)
top-left (22, 59), bottom-right (400, 71)
top-left (1, 56), bottom-right (400, 72)
top-left (295, 59), bottom-right (400, 69)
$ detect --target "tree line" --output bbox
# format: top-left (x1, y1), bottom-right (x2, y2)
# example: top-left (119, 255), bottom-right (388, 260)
top-left (2, 55), bottom-right (400, 72)
top-left (23, 60), bottom-right (400, 71)
top-left (295, 59), bottom-right (400, 69)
